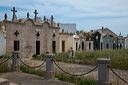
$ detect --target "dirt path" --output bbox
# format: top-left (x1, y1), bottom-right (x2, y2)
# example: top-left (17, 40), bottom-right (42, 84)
top-left (1, 72), bottom-right (74, 85)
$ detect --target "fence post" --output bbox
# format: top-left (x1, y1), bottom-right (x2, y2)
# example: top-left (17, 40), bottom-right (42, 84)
top-left (97, 58), bottom-right (111, 85)
top-left (11, 51), bottom-right (20, 72)
top-left (45, 54), bottom-right (55, 80)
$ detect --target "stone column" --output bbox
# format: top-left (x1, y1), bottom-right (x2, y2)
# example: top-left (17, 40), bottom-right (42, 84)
top-left (45, 54), bottom-right (55, 79)
top-left (11, 51), bottom-right (20, 72)
top-left (97, 58), bottom-right (111, 85)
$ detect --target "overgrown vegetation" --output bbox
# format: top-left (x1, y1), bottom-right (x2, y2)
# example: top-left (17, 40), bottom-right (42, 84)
top-left (0, 54), bottom-right (10, 59)
top-left (56, 73), bottom-right (96, 85)
top-left (20, 65), bottom-right (45, 77)
top-left (0, 55), bottom-right (11, 73)
top-left (32, 53), bottom-right (45, 60)
top-left (55, 49), bottom-right (128, 70)
top-left (0, 62), bottom-right (10, 73)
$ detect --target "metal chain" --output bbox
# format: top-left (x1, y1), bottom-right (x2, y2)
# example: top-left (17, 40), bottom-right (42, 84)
top-left (18, 56), bottom-right (45, 68)
top-left (0, 56), bottom-right (12, 66)
top-left (53, 59), bottom-right (98, 76)
top-left (108, 66), bottom-right (128, 84)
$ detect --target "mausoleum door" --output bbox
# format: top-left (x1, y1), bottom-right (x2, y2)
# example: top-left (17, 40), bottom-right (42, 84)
top-left (36, 41), bottom-right (40, 55)
top-left (52, 41), bottom-right (56, 53)
top-left (14, 40), bottom-right (19, 51)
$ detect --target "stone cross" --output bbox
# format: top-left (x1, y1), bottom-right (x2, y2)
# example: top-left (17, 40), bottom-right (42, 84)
top-left (34, 10), bottom-right (38, 21)
top-left (27, 12), bottom-right (30, 19)
top-left (11, 7), bottom-right (17, 15)
top-left (11, 7), bottom-right (17, 21)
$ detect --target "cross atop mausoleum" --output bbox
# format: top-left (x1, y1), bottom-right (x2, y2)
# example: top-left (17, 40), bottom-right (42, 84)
top-left (11, 7), bottom-right (17, 21)
top-left (34, 10), bottom-right (38, 21)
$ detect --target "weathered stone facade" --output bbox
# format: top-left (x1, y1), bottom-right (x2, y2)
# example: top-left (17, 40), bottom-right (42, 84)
top-left (0, 22), bottom-right (6, 56)
top-left (59, 33), bottom-right (73, 53)
top-left (1, 18), bottom-right (60, 58)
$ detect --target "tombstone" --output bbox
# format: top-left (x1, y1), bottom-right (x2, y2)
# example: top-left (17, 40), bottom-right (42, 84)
top-left (11, 7), bottom-right (17, 21)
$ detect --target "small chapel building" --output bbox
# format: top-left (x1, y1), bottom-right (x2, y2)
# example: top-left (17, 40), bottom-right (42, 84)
top-left (0, 7), bottom-right (60, 57)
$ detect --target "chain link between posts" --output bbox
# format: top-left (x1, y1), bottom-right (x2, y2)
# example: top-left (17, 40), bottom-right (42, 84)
top-left (0, 56), bottom-right (12, 66)
top-left (53, 59), bottom-right (98, 76)
top-left (108, 66), bottom-right (128, 84)
top-left (18, 56), bottom-right (45, 68)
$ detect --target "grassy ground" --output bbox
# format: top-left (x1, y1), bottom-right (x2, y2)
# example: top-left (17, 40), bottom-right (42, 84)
top-left (55, 49), bottom-right (128, 70)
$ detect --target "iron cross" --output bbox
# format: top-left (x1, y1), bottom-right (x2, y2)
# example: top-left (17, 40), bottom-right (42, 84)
top-left (34, 10), bottom-right (38, 20)
top-left (11, 7), bottom-right (17, 15)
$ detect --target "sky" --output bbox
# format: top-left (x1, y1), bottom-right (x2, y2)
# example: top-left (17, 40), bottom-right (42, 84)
top-left (0, 0), bottom-right (128, 36)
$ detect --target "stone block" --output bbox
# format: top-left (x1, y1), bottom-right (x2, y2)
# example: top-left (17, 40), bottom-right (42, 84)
top-left (0, 78), bottom-right (9, 85)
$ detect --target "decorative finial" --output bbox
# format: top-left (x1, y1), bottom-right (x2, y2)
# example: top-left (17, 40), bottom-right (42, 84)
top-left (33, 10), bottom-right (38, 21)
top-left (51, 15), bottom-right (54, 22)
top-left (44, 16), bottom-right (46, 21)
top-left (119, 32), bottom-right (122, 36)
top-left (57, 23), bottom-right (59, 27)
top-left (11, 7), bottom-right (17, 21)
top-left (4, 13), bottom-right (7, 20)
top-left (27, 12), bottom-right (29, 19)
top-left (102, 26), bottom-right (104, 29)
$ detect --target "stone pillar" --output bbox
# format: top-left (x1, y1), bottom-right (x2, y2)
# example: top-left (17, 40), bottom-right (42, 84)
top-left (11, 51), bottom-right (20, 72)
top-left (45, 54), bottom-right (55, 80)
top-left (97, 58), bottom-right (111, 85)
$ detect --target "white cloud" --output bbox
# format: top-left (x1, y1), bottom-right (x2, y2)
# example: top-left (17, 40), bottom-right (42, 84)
top-left (0, 0), bottom-right (128, 35)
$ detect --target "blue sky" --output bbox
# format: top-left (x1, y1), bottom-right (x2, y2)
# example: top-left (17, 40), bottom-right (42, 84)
top-left (0, 0), bottom-right (128, 36)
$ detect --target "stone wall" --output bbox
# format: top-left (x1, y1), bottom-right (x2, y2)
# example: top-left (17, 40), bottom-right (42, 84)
top-left (5, 20), bottom-right (59, 58)
top-left (59, 33), bottom-right (73, 53)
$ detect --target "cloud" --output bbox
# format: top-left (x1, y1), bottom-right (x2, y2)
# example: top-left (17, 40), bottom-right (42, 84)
top-left (0, 0), bottom-right (128, 36)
